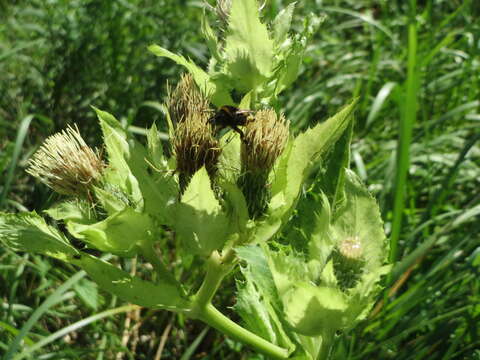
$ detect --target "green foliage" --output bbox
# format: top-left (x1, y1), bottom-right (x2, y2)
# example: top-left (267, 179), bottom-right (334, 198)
top-left (1, 0), bottom-right (478, 359)
top-left (0, 211), bottom-right (78, 260)
top-left (150, 0), bottom-right (321, 108)
top-left (71, 254), bottom-right (189, 311)
top-left (174, 167), bottom-right (230, 256)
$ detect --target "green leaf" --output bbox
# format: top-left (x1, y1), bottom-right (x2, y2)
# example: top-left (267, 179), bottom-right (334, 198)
top-left (94, 107), bottom-right (143, 209)
top-left (72, 254), bottom-right (190, 310)
top-left (0, 212), bottom-right (78, 260)
top-left (282, 283), bottom-right (348, 336)
top-left (73, 279), bottom-right (100, 310)
top-left (67, 208), bottom-right (154, 257)
top-left (265, 247), bottom-right (347, 338)
top-left (321, 118), bottom-right (354, 215)
top-left (149, 44), bottom-right (233, 106)
top-left (220, 181), bottom-right (249, 238)
top-left (273, 14), bottom-right (322, 96)
top-left (272, 2), bottom-right (296, 46)
top-left (330, 170), bottom-right (389, 272)
top-left (224, 0), bottom-right (274, 93)
top-left (235, 245), bottom-right (295, 351)
top-left (173, 167), bottom-right (229, 256)
top-left (45, 200), bottom-right (96, 224)
top-left (95, 108), bottom-right (177, 223)
top-left (265, 171), bottom-right (389, 338)
top-left (201, 13), bottom-right (221, 61)
top-left (146, 123), bottom-right (167, 171)
top-left (218, 132), bottom-right (242, 183)
top-left (126, 138), bottom-right (178, 223)
top-left (270, 99), bottom-right (358, 228)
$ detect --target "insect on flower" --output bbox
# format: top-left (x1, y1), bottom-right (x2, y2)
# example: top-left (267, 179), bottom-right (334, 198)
top-left (209, 105), bottom-right (254, 139)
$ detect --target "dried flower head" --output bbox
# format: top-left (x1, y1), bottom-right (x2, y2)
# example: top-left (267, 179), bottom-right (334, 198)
top-left (26, 125), bottom-right (105, 197)
top-left (238, 109), bottom-right (289, 218)
top-left (168, 74), bottom-right (221, 192)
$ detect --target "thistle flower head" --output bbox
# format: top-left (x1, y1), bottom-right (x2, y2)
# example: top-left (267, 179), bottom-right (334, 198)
top-left (167, 73), bottom-right (210, 125)
top-left (242, 109), bottom-right (289, 175)
top-left (238, 109), bottom-right (289, 218)
top-left (333, 236), bottom-right (366, 290)
top-left (26, 125), bottom-right (105, 197)
top-left (168, 74), bottom-right (221, 192)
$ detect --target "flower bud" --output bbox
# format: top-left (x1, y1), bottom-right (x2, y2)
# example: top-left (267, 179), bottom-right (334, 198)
top-left (238, 109), bottom-right (289, 218)
top-left (26, 125), bottom-right (105, 198)
top-left (332, 236), bottom-right (366, 290)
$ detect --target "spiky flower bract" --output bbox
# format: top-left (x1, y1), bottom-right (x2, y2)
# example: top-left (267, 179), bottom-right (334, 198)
top-left (238, 109), bottom-right (289, 218)
top-left (26, 125), bottom-right (105, 198)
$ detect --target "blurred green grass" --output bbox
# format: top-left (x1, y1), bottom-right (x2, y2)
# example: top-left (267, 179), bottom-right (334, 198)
top-left (1, 0), bottom-right (479, 359)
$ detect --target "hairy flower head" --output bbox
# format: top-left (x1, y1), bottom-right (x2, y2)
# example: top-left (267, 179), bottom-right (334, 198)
top-left (241, 109), bottom-right (289, 175)
top-left (238, 109), bottom-right (289, 218)
top-left (168, 74), bottom-right (221, 192)
top-left (26, 125), bottom-right (105, 197)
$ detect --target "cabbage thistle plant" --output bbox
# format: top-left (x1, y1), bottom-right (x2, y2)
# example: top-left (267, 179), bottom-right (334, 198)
top-left (0, 1), bottom-right (390, 359)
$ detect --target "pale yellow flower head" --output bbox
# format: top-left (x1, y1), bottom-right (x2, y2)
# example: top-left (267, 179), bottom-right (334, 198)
top-left (27, 125), bottom-right (105, 197)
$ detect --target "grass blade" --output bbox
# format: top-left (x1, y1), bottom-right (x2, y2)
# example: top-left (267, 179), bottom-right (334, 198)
top-left (13, 304), bottom-right (140, 360)
top-left (0, 115), bottom-right (34, 209)
top-left (4, 270), bottom-right (86, 360)
top-left (389, 1), bottom-right (419, 264)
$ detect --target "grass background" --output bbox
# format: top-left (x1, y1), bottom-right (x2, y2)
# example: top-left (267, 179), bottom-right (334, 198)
top-left (1, 0), bottom-right (479, 359)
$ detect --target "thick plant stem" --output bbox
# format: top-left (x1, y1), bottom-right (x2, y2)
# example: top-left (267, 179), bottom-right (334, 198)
top-left (194, 251), bottom-right (228, 306)
top-left (190, 250), bottom-right (289, 359)
top-left (199, 303), bottom-right (290, 359)
top-left (193, 250), bottom-right (236, 308)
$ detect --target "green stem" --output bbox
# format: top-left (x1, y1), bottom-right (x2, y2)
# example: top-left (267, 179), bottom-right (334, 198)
top-left (193, 250), bottom-right (234, 308)
top-left (199, 303), bottom-right (289, 360)
top-left (190, 250), bottom-right (289, 359)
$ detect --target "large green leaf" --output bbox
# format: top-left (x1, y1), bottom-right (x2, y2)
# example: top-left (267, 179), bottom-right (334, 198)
top-left (270, 99), bottom-right (358, 226)
top-left (0, 212), bottom-right (78, 260)
top-left (72, 254), bottom-right (190, 311)
top-left (224, 0), bottom-right (274, 93)
top-left (173, 167), bottom-right (229, 256)
top-left (265, 171), bottom-right (389, 339)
